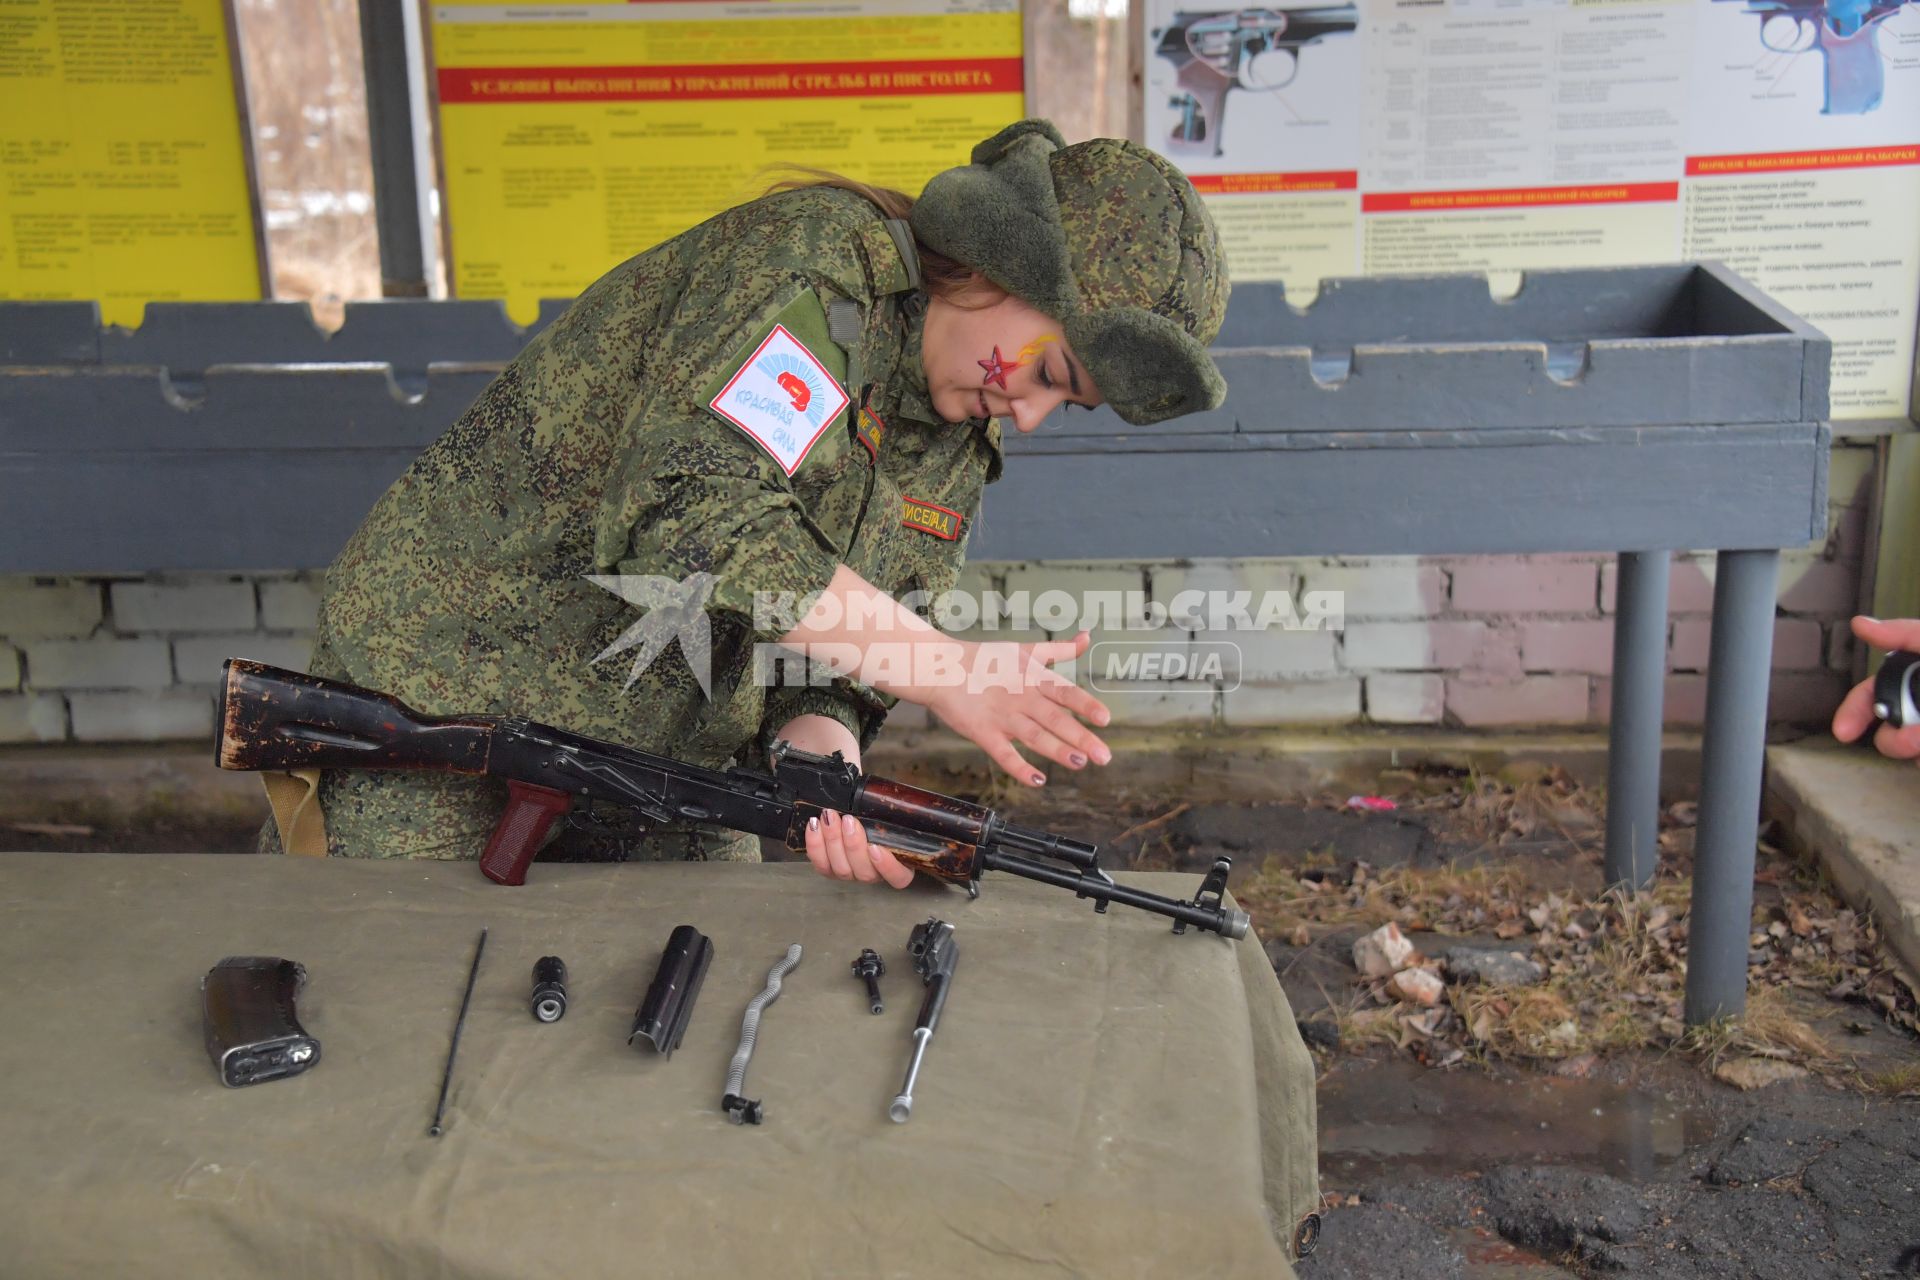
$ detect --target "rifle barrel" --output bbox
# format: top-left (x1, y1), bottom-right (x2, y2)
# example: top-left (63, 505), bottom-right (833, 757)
top-left (982, 849), bottom-right (1249, 939)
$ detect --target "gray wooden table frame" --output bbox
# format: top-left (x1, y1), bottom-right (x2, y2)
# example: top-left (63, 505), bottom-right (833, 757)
top-left (0, 264), bottom-right (1833, 1022)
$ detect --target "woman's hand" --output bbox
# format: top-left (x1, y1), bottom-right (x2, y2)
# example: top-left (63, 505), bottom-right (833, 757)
top-left (1831, 615), bottom-right (1920, 764)
top-left (801, 809), bottom-right (916, 889)
top-left (775, 713), bottom-right (917, 888)
top-left (920, 631), bottom-right (1113, 786)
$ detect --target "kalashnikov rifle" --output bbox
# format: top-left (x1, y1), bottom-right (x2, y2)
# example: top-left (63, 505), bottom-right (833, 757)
top-left (215, 659), bottom-right (1249, 939)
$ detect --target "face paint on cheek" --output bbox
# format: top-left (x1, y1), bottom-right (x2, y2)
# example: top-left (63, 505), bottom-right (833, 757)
top-left (1016, 335), bottom-right (1058, 363)
top-left (977, 336), bottom-right (1061, 394)
top-left (977, 345), bottom-right (1020, 390)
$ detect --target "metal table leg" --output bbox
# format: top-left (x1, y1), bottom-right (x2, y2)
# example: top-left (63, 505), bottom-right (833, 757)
top-left (1606, 550), bottom-right (1670, 893)
top-left (1684, 548), bottom-right (1781, 1025)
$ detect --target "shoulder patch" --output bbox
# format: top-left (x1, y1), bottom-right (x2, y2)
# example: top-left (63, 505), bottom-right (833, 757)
top-left (902, 496), bottom-right (962, 540)
top-left (856, 404), bottom-right (886, 461)
top-left (707, 322), bottom-right (851, 476)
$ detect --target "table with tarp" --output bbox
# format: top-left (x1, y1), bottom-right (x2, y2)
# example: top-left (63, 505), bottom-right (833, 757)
top-left (0, 853), bottom-right (1317, 1278)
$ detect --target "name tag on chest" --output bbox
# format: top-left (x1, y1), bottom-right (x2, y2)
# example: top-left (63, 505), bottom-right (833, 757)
top-left (902, 496), bottom-right (963, 540)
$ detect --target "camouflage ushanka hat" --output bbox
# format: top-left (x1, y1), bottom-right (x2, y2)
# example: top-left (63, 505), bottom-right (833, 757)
top-left (909, 119), bottom-right (1230, 426)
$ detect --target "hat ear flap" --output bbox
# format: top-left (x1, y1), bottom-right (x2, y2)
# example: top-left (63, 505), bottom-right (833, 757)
top-left (1066, 308), bottom-right (1227, 426)
top-left (910, 143), bottom-right (1078, 315)
top-left (969, 118), bottom-right (1067, 165)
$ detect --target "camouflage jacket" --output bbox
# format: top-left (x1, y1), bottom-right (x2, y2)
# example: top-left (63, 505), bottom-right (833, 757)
top-left (312, 187), bottom-right (1002, 777)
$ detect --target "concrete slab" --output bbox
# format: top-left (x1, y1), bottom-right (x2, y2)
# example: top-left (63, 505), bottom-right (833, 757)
top-left (1766, 740), bottom-right (1920, 983)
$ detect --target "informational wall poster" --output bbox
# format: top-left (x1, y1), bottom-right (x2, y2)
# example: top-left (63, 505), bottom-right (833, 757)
top-left (430, 0), bottom-right (1024, 322)
top-left (1142, 0), bottom-right (1920, 418)
top-left (0, 0), bottom-right (263, 326)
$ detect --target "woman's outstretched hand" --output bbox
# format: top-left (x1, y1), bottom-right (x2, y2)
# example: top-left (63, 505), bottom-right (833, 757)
top-left (921, 631), bottom-right (1112, 786)
top-left (1830, 615), bottom-right (1920, 764)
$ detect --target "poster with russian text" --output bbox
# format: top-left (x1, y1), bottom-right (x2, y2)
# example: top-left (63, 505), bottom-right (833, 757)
top-left (430, 0), bottom-right (1024, 322)
top-left (1141, 0), bottom-right (1920, 418)
top-left (0, 0), bottom-right (263, 326)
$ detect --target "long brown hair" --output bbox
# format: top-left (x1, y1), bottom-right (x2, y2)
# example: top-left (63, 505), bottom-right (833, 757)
top-left (760, 167), bottom-right (1000, 306)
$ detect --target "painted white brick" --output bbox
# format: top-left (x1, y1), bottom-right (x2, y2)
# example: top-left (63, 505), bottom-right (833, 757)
top-left (110, 579), bottom-right (256, 632)
top-left (1000, 563), bottom-right (1149, 602)
top-left (0, 692), bottom-right (67, 743)
top-left (1097, 680), bottom-right (1217, 727)
top-left (1296, 559), bottom-right (1445, 619)
top-left (1221, 679), bottom-right (1363, 725)
top-left (0, 579), bottom-right (103, 639)
top-left (258, 577), bottom-right (325, 631)
top-left (173, 635), bottom-right (315, 685)
top-left (1053, 626), bottom-right (1180, 692)
top-left (1342, 621), bottom-right (1519, 674)
top-left (25, 637), bottom-right (172, 690)
top-left (1148, 559), bottom-right (1299, 631)
top-left (970, 563), bottom-right (1149, 634)
top-left (0, 643), bottom-right (17, 691)
top-left (1191, 626), bottom-right (1340, 681)
top-left (1366, 674), bottom-right (1446, 724)
top-left (69, 691), bottom-right (215, 742)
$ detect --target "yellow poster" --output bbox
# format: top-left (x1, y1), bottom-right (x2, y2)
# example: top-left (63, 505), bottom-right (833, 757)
top-left (430, 0), bottom-right (1025, 321)
top-left (0, 0), bottom-right (262, 326)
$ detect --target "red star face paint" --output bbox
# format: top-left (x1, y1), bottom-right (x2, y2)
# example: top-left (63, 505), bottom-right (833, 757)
top-left (977, 345), bottom-right (1018, 389)
top-left (977, 336), bottom-right (1058, 391)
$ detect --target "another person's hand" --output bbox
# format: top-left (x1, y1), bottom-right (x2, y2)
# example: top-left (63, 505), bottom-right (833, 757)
top-left (921, 631), bottom-right (1112, 786)
top-left (1830, 615), bottom-right (1920, 764)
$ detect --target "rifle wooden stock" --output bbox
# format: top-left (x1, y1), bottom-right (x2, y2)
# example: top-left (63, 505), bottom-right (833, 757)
top-left (217, 658), bottom-right (497, 776)
top-left (217, 658), bottom-right (578, 885)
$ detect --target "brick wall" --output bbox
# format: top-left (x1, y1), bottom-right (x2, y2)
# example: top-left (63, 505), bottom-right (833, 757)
top-left (0, 575), bottom-right (321, 744)
top-left (0, 442), bottom-right (1875, 744)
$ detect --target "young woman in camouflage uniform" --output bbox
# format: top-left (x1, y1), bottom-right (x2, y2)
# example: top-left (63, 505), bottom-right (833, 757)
top-left (262, 118), bottom-right (1231, 885)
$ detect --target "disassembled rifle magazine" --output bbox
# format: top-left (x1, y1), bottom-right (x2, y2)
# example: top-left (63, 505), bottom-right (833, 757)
top-left (530, 955), bottom-right (568, 1023)
top-left (429, 926), bottom-right (488, 1138)
top-left (851, 948), bottom-right (886, 1014)
top-left (200, 955), bottom-right (321, 1088)
top-left (722, 943), bottom-right (801, 1124)
top-left (891, 918), bottom-right (958, 1123)
top-left (631, 924), bottom-right (713, 1056)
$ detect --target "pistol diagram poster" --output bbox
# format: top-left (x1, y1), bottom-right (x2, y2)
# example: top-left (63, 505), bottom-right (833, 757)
top-left (1142, 0), bottom-right (1920, 418)
top-left (430, 0), bottom-right (1023, 322)
top-left (0, 0), bottom-right (263, 326)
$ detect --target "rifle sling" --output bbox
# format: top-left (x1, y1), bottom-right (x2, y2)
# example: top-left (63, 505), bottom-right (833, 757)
top-left (261, 769), bottom-right (328, 857)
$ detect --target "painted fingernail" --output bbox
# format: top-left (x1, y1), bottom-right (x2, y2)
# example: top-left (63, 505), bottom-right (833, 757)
top-left (824, 809), bottom-right (837, 824)
top-left (807, 815), bottom-right (819, 832)
top-left (842, 812), bottom-right (857, 830)
top-left (1070, 753), bottom-right (1087, 767)
top-left (1030, 772), bottom-right (1046, 786)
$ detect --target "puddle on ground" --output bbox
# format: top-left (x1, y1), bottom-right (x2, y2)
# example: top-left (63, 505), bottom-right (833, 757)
top-left (1319, 1060), bottom-right (1718, 1186)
